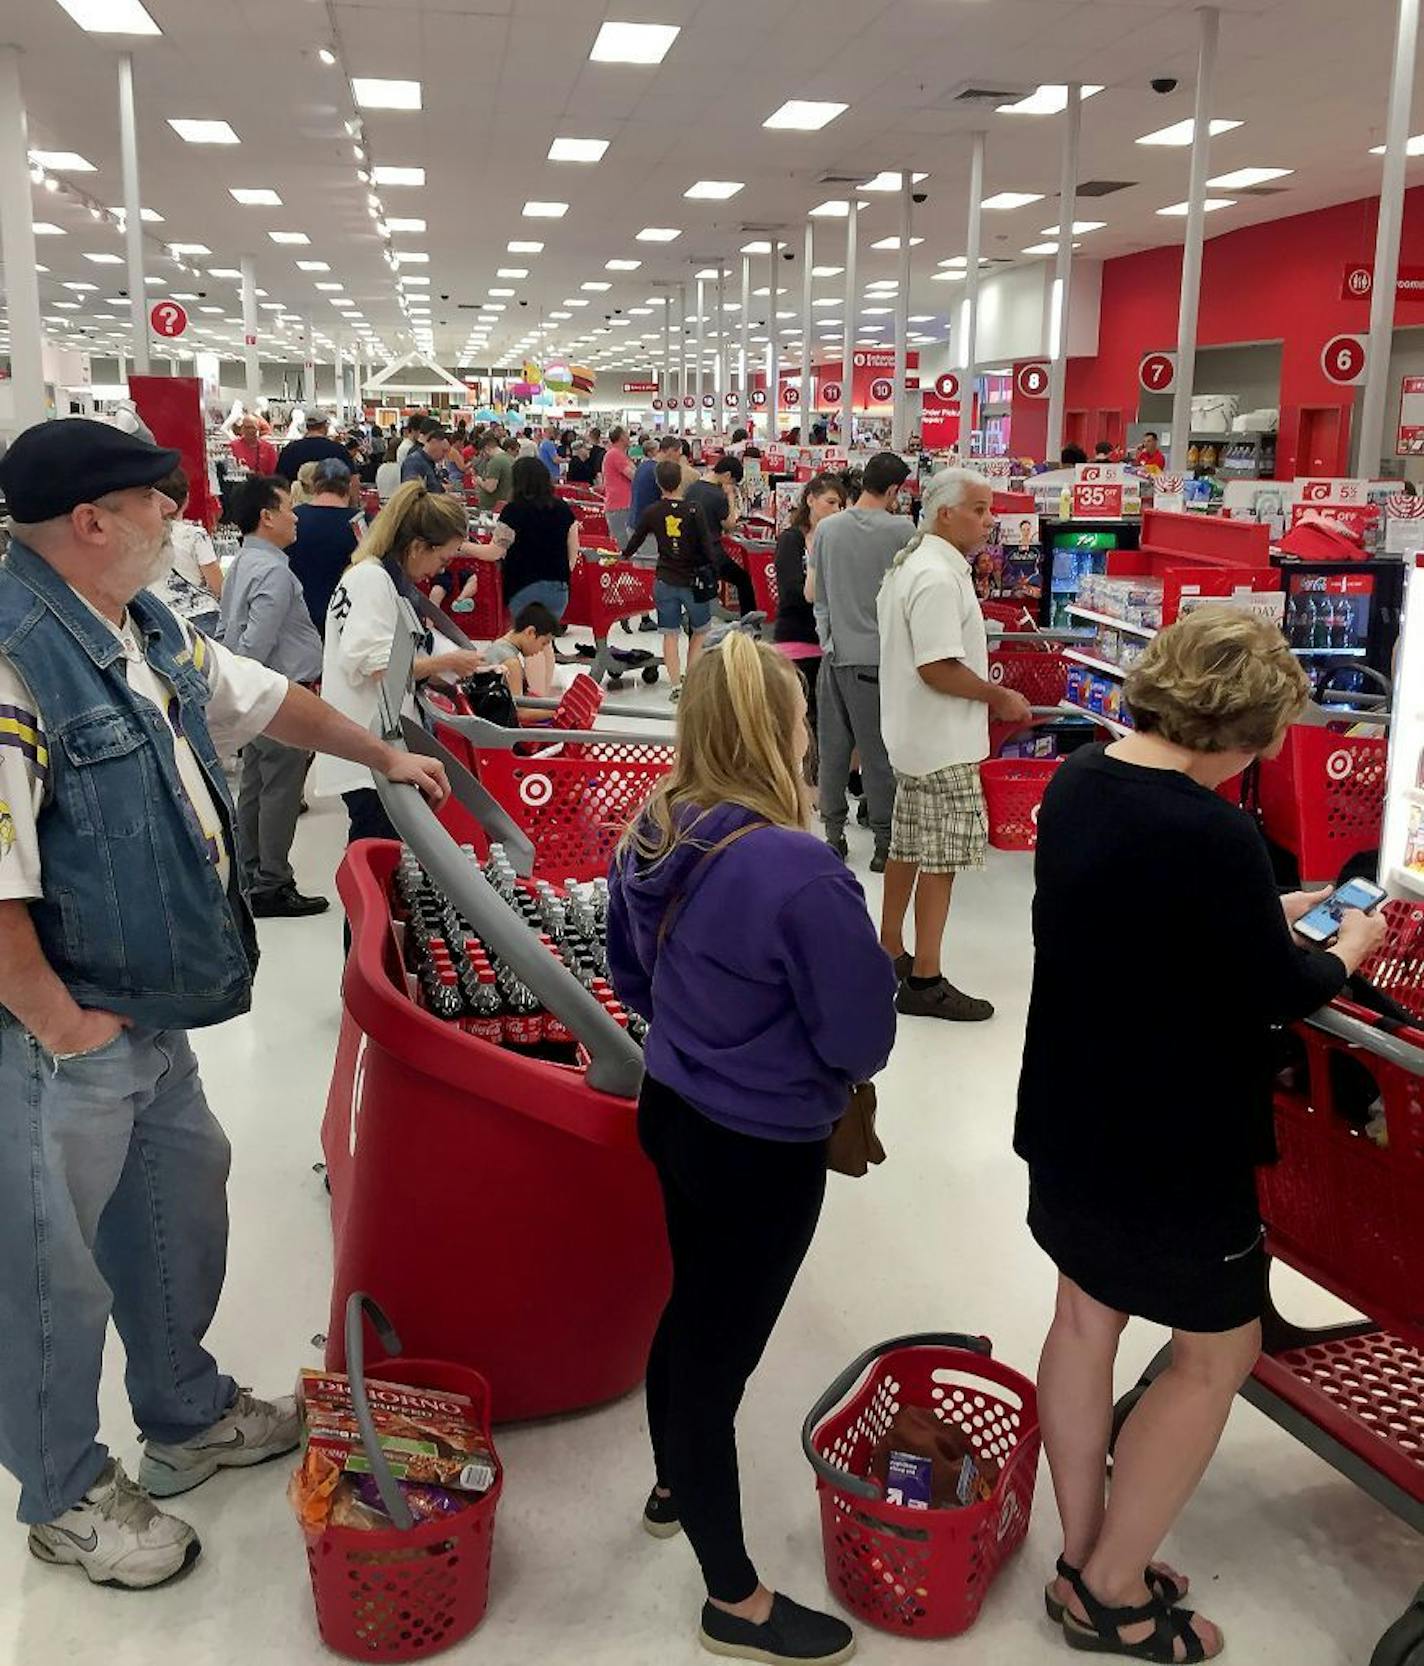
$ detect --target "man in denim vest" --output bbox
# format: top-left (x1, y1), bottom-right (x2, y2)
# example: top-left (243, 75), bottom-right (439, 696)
top-left (0, 420), bottom-right (449, 1589)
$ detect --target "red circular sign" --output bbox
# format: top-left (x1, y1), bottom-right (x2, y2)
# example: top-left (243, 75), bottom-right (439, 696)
top-left (750, 388), bottom-right (768, 408)
top-left (783, 386), bottom-right (800, 407)
top-left (1138, 351), bottom-right (1176, 393)
top-left (1015, 361), bottom-right (1050, 399)
top-left (933, 372), bottom-right (960, 402)
top-left (1344, 264), bottom-right (1373, 299)
top-left (820, 379), bottom-right (843, 404)
top-left (651, 397), bottom-right (664, 410)
top-left (1321, 334), bottom-right (1367, 385)
top-left (701, 393), bottom-right (715, 408)
top-left (149, 300), bottom-right (188, 339)
top-left (682, 394), bottom-right (695, 409)
top-left (869, 377), bottom-right (894, 403)
top-left (724, 392), bottom-right (737, 408)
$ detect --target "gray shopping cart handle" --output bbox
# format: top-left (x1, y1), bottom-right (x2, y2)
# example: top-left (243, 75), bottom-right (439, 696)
top-left (395, 716), bottom-right (537, 876)
top-left (421, 703), bottom-right (675, 753)
top-left (799, 1332), bottom-right (991, 1499)
top-left (343, 1291), bottom-right (416, 1532)
top-left (986, 627), bottom-right (1095, 644)
top-left (516, 694), bottom-right (676, 724)
top-left (1305, 1005), bottom-right (1424, 1077)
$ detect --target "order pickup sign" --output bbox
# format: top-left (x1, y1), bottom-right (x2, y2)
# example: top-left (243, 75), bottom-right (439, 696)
top-left (1072, 482), bottom-right (1123, 518)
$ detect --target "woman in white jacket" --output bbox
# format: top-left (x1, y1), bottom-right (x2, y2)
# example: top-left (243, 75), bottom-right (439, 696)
top-left (315, 481), bottom-right (485, 843)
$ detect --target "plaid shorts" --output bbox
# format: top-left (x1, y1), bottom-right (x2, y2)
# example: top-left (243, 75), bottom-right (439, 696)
top-left (888, 762), bottom-right (988, 873)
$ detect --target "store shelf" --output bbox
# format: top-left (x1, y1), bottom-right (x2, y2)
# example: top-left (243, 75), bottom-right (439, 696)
top-left (1066, 605), bottom-right (1157, 640)
top-left (1290, 645), bottom-right (1368, 659)
top-left (1391, 865), bottom-right (1424, 900)
top-left (1064, 647), bottom-right (1129, 679)
top-left (1058, 700), bottom-right (1132, 739)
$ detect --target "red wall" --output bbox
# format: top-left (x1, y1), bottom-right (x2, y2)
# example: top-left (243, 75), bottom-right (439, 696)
top-left (1010, 185), bottom-right (1424, 475)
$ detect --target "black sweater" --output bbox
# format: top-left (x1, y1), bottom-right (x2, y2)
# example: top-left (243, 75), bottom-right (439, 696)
top-left (773, 526), bottom-right (818, 646)
top-left (1013, 747), bottom-right (1346, 1244)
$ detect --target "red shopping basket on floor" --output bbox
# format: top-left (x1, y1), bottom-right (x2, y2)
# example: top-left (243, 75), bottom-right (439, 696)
top-left (303, 1294), bottom-right (502, 1662)
top-left (981, 758), bottom-right (1061, 850)
top-left (801, 1333), bottom-right (1039, 1640)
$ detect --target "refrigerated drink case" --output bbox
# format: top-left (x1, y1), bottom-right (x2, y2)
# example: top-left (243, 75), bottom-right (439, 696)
top-left (1274, 559), bottom-right (1404, 683)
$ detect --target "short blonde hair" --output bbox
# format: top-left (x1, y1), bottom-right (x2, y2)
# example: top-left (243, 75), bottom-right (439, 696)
top-left (1123, 603), bottom-right (1310, 754)
top-left (620, 633), bottom-right (806, 862)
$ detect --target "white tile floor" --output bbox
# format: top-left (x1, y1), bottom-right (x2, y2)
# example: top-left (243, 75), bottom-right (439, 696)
top-left (0, 660), bottom-right (1418, 1666)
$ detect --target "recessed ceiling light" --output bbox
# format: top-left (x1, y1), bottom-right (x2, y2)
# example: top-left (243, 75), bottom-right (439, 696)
top-left (866, 280), bottom-right (898, 290)
top-left (497, 267), bottom-right (529, 278)
top-left (490, 287), bottom-right (516, 297)
top-left (53, 0), bottom-right (160, 33)
top-left (228, 187), bottom-right (282, 206)
top-left (523, 200), bottom-right (569, 218)
top-left (507, 241), bottom-right (544, 255)
top-left (395, 251), bottom-right (429, 264)
top-left (198, 305), bottom-right (224, 315)
top-left (399, 275), bottom-right (430, 285)
top-left (1040, 220), bottom-right (1107, 235)
top-left (1157, 199), bottom-right (1236, 216)
top-left (268, 230), bottom-right (310, 245)
top-left (812, 298), bottom-right (842, 308)
top-left (62, 280), bottom-right (98, 290)
top-left (858, 171), bottom-right (929, 191)
top-left (313, 281), bottom-right (343, 291)
top-left (1369, 135), bottom-right (1424, 155)
top-left (812, 265), bottom-right (845, 277)
top-left (1137, 118), bottom-right (1243, 146)
top-left (931, 270), bottom-right (965, 282)
top-left (909, 315), bottom-right (935, 323)
top-left (997, 84), bottom-right (1105, 116)
top-left (109, 204), bottom-right (164, 222)
top-left (83, 251), bottom-right (123, 264)
top-left (352, 78), bottom-right (422, 110)
top-left (549, 311), bottom-right (572, 320)
top-left (30, 149), bottom-right (96, 171)
top-left (628, 306), bottom-right (653, 315)
top-left (605, 258), bottom-right (642, 271)
top-left (764, 100), bottom-right (847, 132)
top-left (296, 260), bottom-right (330, 271)
top-left (636, 227), bottom-right (681, 242)
top-left (870, 235), bottom-right (923, 250)
top-left (981, 192), bottom-right (1045, 211)
top-left (167, 118), bottom-right (240, 145)
top-left (169, 241), bottom-right (210, 255)
top-left (564, 298), bottom-right (590, 306)
top-left (1206, 166), bottom-right (1293, 188)
top-left (862, 306), bottom-right (893, 315)
top-left (581, 281), bottom-right (612, 292)
top-left (32, 222), bottom-right (66, 236)
top-left (384, 217), bottom-right (427, 234)
top-left (684, 180), bottom-right (744, 200)
top-left (1021, 241), bottom-right (1082, 255)
top-left (810, 199), bottom-right (854, 218)
top-left (372, 165), bottom-right (424, 186)
top-left (52, 300), bottom-right (81, 309)
top-left (208, 267), bottom-right (241, 278)
top-left (548, 137), bottom-right (609, 163)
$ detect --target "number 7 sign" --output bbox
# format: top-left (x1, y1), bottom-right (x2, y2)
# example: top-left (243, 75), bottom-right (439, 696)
top-left (1138, 351), bottom-right (1177, 393)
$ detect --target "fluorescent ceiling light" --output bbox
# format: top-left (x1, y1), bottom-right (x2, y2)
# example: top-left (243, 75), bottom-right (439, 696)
top-left (811, 265), bottom-right (844, 277)
top-left (564, 298), bottom-right (590, 306)
top-left (32, 222), bottom-right (66, 236)
top-left (810, 199), bottom-right (852, 218)
top-left (230, 187), bottom-right (281, 205)
top-left (385, 216), bottom-right (426, 233)
top-left (859, 171), bottom-right (928, 190)
top-left (931, 269), bottom-right (965, 281)
top-left (1369, 135), bottom-right (1424, 155)
top-left (603, 259), bottom-right (641, 273)
top-left (395, 251), bottom-right (429, 263)
top-left (83, 251), bottom-right (123, 264)
top-left (763, 100), bottom-right (847, 132)
top-left (169, 242), bottom-right (210, 256)
top-left (497, 267), bottom-right (529, 278)
top-left (1022, 241), bottom-right (1082, 255)
top-left (740, 240), bottom-right (772, 255)
top-left (62, 281), bottom-right (98, 290)
top-left (30, 149), bottom-right (96, 171)
top-left (53, 0), bottom-right (160, 33)
top-left (523, 200), bottom-right (569, 218)
top-left (52, 301), bottom-right (81, 309)
top-left (1206, 166), bottom-right (1293, 188)
top-left (909, 315), bottom-right (935, 323)
top-left (1157, 198), bottom-right (1236, 216)
top-left (109, 204), bottom-right (164, 221)
top-left (208, 267), bottom-right (241, 278)
top-left (507, 240), bottom-right (544, 254)
top-left (258, 301), bottom-right (283, 310)
top-left (372, 165), bottom-right (424, 186)
top-left (296, 260), bottom-right (330, 271)
top-left (398, 275), bottom-right (430, 285)
top-left (1137, 118), bottom-right (1243, 146)
top-left (269, 230), bottom-right (310, 244)
top-left (198, 306), bottom-right (223, 315)
top-left (581, 281), bottom-right (612, 292)
top-left (862, 306), bottom-right (893, 315)
top-left (167, 119), bottom-right (240, 145)
top-left (997, 83), bottom-right (1104, 116)
top-left (981, 191), bottom-right (1044, 210)
top-left (549, 311), bottom-right (572, 319)
top-left (313, 282), bottom-right (344, 291)
top-left (352, 78), bottom-right (422, 110)
top-left (684, 180), bottom-right (743, 200)
top-left (636, 226), bottom-right (681, 241)
top-left (870, 235), bottom-right (923, 250)
top-left (548, 137), bottom-right (609, 162)
top-left (812, 298), bottom-right (842, 307)
top-left (490, 287), bottom-right (516, 296)
top-left (628, 306), bottom-right (653, 315)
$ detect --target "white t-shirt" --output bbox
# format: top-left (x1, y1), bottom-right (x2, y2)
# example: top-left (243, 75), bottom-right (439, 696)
top-left (876, 532), bottom-right (990, 777)
top-left (148, 519), bottom-right (221, 623)
top-left (0, 599), bottom-right (287, 900)
top-left (396, 437), bottom-right (416, 464)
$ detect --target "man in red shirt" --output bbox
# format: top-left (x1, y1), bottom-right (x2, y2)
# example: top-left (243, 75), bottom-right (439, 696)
top-left (229, 415), bottom-right (277, 475)
top-left (1135, 430), bottom-right (1167, 471)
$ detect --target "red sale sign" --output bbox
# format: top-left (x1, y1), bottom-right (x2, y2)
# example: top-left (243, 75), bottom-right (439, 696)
top-left (1071, 483), bottom-right (1124, 518)
top-left (1138, 351), bottom-right (1176, 392)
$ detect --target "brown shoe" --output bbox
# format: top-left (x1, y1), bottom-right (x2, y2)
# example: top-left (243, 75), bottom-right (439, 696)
top-left (895, 978), bottom-right (994, 1022)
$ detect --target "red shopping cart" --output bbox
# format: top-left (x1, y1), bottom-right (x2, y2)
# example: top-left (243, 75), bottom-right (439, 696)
top-left (801, 1333), bottom-right (1040, 1639)
top-left (1256, 723), bottom-right (1389, 883)
top-left (302, 1294), bottom-right (502, 1663)
top-left (565, 553), bottom-right (662, 685)
top-left (981, 759), bottom-right (1061, 850)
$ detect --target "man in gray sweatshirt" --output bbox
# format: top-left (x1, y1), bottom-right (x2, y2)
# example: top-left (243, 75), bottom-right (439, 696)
top-left (218, 477), bottom-right (328, 917)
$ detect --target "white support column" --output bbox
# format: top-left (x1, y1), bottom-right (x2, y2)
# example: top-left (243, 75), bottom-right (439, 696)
top-left (958, 132), bottom-right (985, 461)
top-left (0, 47), bottom-right (45, 430)
top-left (1359, 0), bottom-right (1421, 472)
top-left (304, 317), bottom-right (316, 405)
top-left (716, 263), bottom-right (727, 432)
top-left (739, 253), bottom-right (751, 433)
top-left (240, 254), bottom-right (260, 408)
top-left (694, 275), bottom-right (706, 436)
top-left (117, 347), bottom-right (128, 386)
top-left (1169, 6), bottom-right (1221, 472)
top-left (892, 173), bottom-right (913, 450)
top-left (662, 289), bottom-right (672, 430)
top-left (840, 205), bottom-right (859, 448)
top-left (334, 333), bottom-right (344, 424)
top-left (800, 221), bottom-right (814, 434)
top-left (1045, 85), bottom-right (1082, 461)
top-left (117, 53), bottom-right (150, 375)
top-left (768, 241), bottom-right (782, 441)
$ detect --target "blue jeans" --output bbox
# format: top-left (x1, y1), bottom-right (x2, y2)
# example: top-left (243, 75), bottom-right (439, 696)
top-left (654, 579), bottom-right (712, 634)
top-left (505, 579), bottom-right (569, 624)
top-left (0, 1023), bottom-right (235, 1523)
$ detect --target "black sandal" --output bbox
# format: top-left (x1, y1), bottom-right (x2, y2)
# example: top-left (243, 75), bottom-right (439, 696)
top-left (1045, 1556), bottom-right (1188, 1624)
top-left (1058, 1565), bottom-right (1217, 1662)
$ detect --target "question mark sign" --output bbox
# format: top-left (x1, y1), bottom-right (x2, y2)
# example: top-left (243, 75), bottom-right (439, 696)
top-left (152, 301), bottom-right (185, 338)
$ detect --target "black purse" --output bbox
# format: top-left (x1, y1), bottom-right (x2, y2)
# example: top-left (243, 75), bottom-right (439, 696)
top-left (460, 669), bottom-right (520, 728)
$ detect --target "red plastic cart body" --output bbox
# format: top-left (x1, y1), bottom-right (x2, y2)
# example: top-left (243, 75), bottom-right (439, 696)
top-left (323, 840), bottom-right (671, 1422)
top-left (721, 535), bottom-right (780, 616)
top-left (1255, 724), bottom-right (1388, 882)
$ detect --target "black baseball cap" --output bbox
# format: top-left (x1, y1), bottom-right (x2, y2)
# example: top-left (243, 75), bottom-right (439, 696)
top-left (0, 418), bottom-right (181, 524)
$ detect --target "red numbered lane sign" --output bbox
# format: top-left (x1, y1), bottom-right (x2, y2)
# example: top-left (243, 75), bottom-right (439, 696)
top-left (820, 379), bottom-right (843, 404)
top-left (682, 394), bottom-right (696, 409)
top-left (1071, 483), bottom-right (1124, 519)
top-left (651, 397), bottom-right (664, 410)
top-left (150, 301), bottom-right (188, 339)
top-left (724, 392), bottom-right (738, 408)
top-left (1015, 362), bottom-right (1049, 400)
top-left (869, 377), bottom-right (894, 403)
top-left (1321, 334), bottom-right (1367, 386)
top-left (750, 389), bottom-right (768, 408)
top-left (701, 393), bottom-right (715, 408)
top-left (784, 386), bottom-right (800, 407)
top-left (934, 372), bottom-right (960, 401)
top-left (1138, 351), bottom-right (1176, 392)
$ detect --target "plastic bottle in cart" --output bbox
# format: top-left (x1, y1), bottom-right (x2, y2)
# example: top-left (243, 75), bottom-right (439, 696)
top-left (503, 982), bottom-right (545, 1050)
top-left (463, 970), bottom-right (505, 1043)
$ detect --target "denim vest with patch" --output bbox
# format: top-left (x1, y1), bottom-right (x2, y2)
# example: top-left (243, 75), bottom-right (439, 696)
top-left (0, 539), bottom-right (258, 1030)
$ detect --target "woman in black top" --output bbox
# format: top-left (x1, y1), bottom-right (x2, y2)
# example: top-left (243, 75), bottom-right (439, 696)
top-left (1015, 607), bottom-right (1386, 1662)
top-left (288, 458), bottom-right (361, 635)
top-left (772, 473), bottom-right (844, 773)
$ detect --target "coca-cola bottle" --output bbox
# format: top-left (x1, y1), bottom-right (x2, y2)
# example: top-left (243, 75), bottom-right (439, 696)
top-left (463, 969), bottom-right (504, 1044)
top-left (503, 982), bottom-right (545, 1050)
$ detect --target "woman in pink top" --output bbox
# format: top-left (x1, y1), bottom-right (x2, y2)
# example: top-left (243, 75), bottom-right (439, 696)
top-left (602, 425), bottom-right (637, 544)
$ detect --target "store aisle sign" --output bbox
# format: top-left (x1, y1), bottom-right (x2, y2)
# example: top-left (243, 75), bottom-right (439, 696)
top-left (1072, 483), bottom-right (1124, 518)
top-left (724, 392), bottom-right (738, 408)
top-left (1341, 262), bottom-right (1424, 302)
top-left (783, 386), bottom-right (800, 406)
top-left (1320, 334), bottom-right (1368, 386)
top-left (623, 380), bottom-right (658, 394)
top-left (821, 379), bottom-right (843, 404)
top-left (1076, 462), bottom-right (1125, 485)
top-left (150, 301), bottom-right (188, 339)
top-left (651, 397), bottom-right (664, 410)
top-left (1016, 362), bottom-right (1050, 400)
top-left (1138, 351), bottom-right (1177, 393)
top-left (1398, 375), bottom-right (1424, 455)
top-left (934, 372), bottom-right (960, 402)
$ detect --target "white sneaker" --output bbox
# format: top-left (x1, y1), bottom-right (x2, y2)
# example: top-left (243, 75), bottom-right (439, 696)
top-left (137, 1387), bottom-right (300, 1499)
top-left (29, 1459), bottom-right (200, 1589)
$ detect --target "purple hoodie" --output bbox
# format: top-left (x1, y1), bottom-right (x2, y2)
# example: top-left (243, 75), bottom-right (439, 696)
top-left (607, 802), bottom-right (898, 1141)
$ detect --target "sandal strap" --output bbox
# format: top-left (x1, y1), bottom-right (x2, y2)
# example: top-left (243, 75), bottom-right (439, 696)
top-left (1060, 1565), bottom-right (1163, 1633)
top-left (1057, 1557), bottom-right (1188, 1611)
top-left (1170, 1608), bottom-right (1208, 1666)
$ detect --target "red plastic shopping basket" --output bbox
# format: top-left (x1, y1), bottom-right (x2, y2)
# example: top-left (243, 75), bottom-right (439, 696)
top-left (303, 1295), bottom-right (502, 1662)
top-left (801, 1333), bottom-right (1039, 1639)
top-left (1255, 724), bottom-right (1388, 881)
top-left (981, 759), bottom-right (1061, 851)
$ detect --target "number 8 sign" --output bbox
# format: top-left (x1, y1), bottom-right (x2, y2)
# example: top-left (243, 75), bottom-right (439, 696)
top-left (1321, 333), bottom-right (1367, 386)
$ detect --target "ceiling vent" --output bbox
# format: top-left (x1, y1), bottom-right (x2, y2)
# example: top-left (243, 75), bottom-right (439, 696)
top-left (941, 79), bottom-right (1032, 107)
top-left (1075, 180), bottom-right (1137, 198)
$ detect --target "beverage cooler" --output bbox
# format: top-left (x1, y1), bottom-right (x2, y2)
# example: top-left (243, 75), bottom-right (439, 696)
top-left (1040, 519), bottom-right (1141, 629)
top-left (1273, 558), bottom-right (1404, 687)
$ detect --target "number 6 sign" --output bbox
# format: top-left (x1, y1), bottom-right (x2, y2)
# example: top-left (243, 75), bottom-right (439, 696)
top-left (1139, 351), bottom-right (1177, 392)
top-left (1321, 334), bottom-right (1367, 386)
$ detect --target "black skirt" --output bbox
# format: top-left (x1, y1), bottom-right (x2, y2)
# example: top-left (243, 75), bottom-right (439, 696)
top-left (1027, 1171), bottom-right (1267, 1334)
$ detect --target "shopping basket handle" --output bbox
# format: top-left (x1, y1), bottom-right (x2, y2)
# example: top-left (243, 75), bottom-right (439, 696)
top-left (344, 1291), bottom-right (416, 1532)
top-left (799, 1332), bottom-right (991, 1499)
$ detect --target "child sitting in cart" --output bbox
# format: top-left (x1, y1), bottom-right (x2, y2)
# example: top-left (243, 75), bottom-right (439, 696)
top-left (481, 600), bottom-right (558, 704)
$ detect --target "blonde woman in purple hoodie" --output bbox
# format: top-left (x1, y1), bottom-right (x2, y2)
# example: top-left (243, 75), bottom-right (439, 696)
top-left (608, 632), bottom-right (897, 1666)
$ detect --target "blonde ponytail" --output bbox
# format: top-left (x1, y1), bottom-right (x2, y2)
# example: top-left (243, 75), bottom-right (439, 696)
top-left (354, 480), bottom-right (467, 569)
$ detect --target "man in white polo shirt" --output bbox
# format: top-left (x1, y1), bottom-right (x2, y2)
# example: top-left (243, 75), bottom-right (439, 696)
top-left (877, 469), bottom-right (1030, 1022)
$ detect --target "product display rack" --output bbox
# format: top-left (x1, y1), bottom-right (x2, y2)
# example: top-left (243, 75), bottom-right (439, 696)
top-left (1188, 430), bottom-right (1277, 479)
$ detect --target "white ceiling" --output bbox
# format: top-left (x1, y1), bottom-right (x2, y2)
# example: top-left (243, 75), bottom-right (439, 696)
top-left (2, 0), bottom-right (1422, 381)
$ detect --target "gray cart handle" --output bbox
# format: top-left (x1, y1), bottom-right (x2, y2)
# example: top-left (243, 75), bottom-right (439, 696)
top-left (420, 700), bottom-right (675, 753)
top-left (800, 1332), bottom-right (991, 1499)
top-left (1304, 1004), bottom-right (1424, 1077)
top-left (342, 1291), bottom-right (415, 1532)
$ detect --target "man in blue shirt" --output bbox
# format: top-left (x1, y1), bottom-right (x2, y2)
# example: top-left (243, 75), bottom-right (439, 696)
top-left (631, 433), bottom-right (683, 528)
top-left (537, 426), bottom-right (561, 480)
top-left (400, 421), bottom-right (450, 492)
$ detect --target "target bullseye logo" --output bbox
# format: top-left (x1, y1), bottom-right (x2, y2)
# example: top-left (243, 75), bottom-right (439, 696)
top-left (1326, 749), bottom-right (1355, 782)
top-left (519, 773), bottom-right (554, 807)
top-left (989, 663), bottom-right (1005, 684)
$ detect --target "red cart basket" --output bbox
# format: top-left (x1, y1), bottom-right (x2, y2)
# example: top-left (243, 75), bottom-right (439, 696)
top-left (801, 1333), bottom-right (1040, 1640)
top-left (303, 1294), bottom-right (502, 1663)
top-left (981, 759), bottom-right (1061, 850)
top-left (565, 554), bottom-right (661, 684)
top-left (1255, 723), bottom-right (1389, 882)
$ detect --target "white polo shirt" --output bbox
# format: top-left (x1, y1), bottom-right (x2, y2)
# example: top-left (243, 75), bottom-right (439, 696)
top-left (876, 532), bottom-right (989, 777)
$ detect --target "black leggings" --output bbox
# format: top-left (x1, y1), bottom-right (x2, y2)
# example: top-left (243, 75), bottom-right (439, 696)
top-left (639, 1075), bottom-right (828, 1603)
top-left (342, 788), bottom-right (399, 951)
top-left (714, 550), bottom-right (758, 617)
